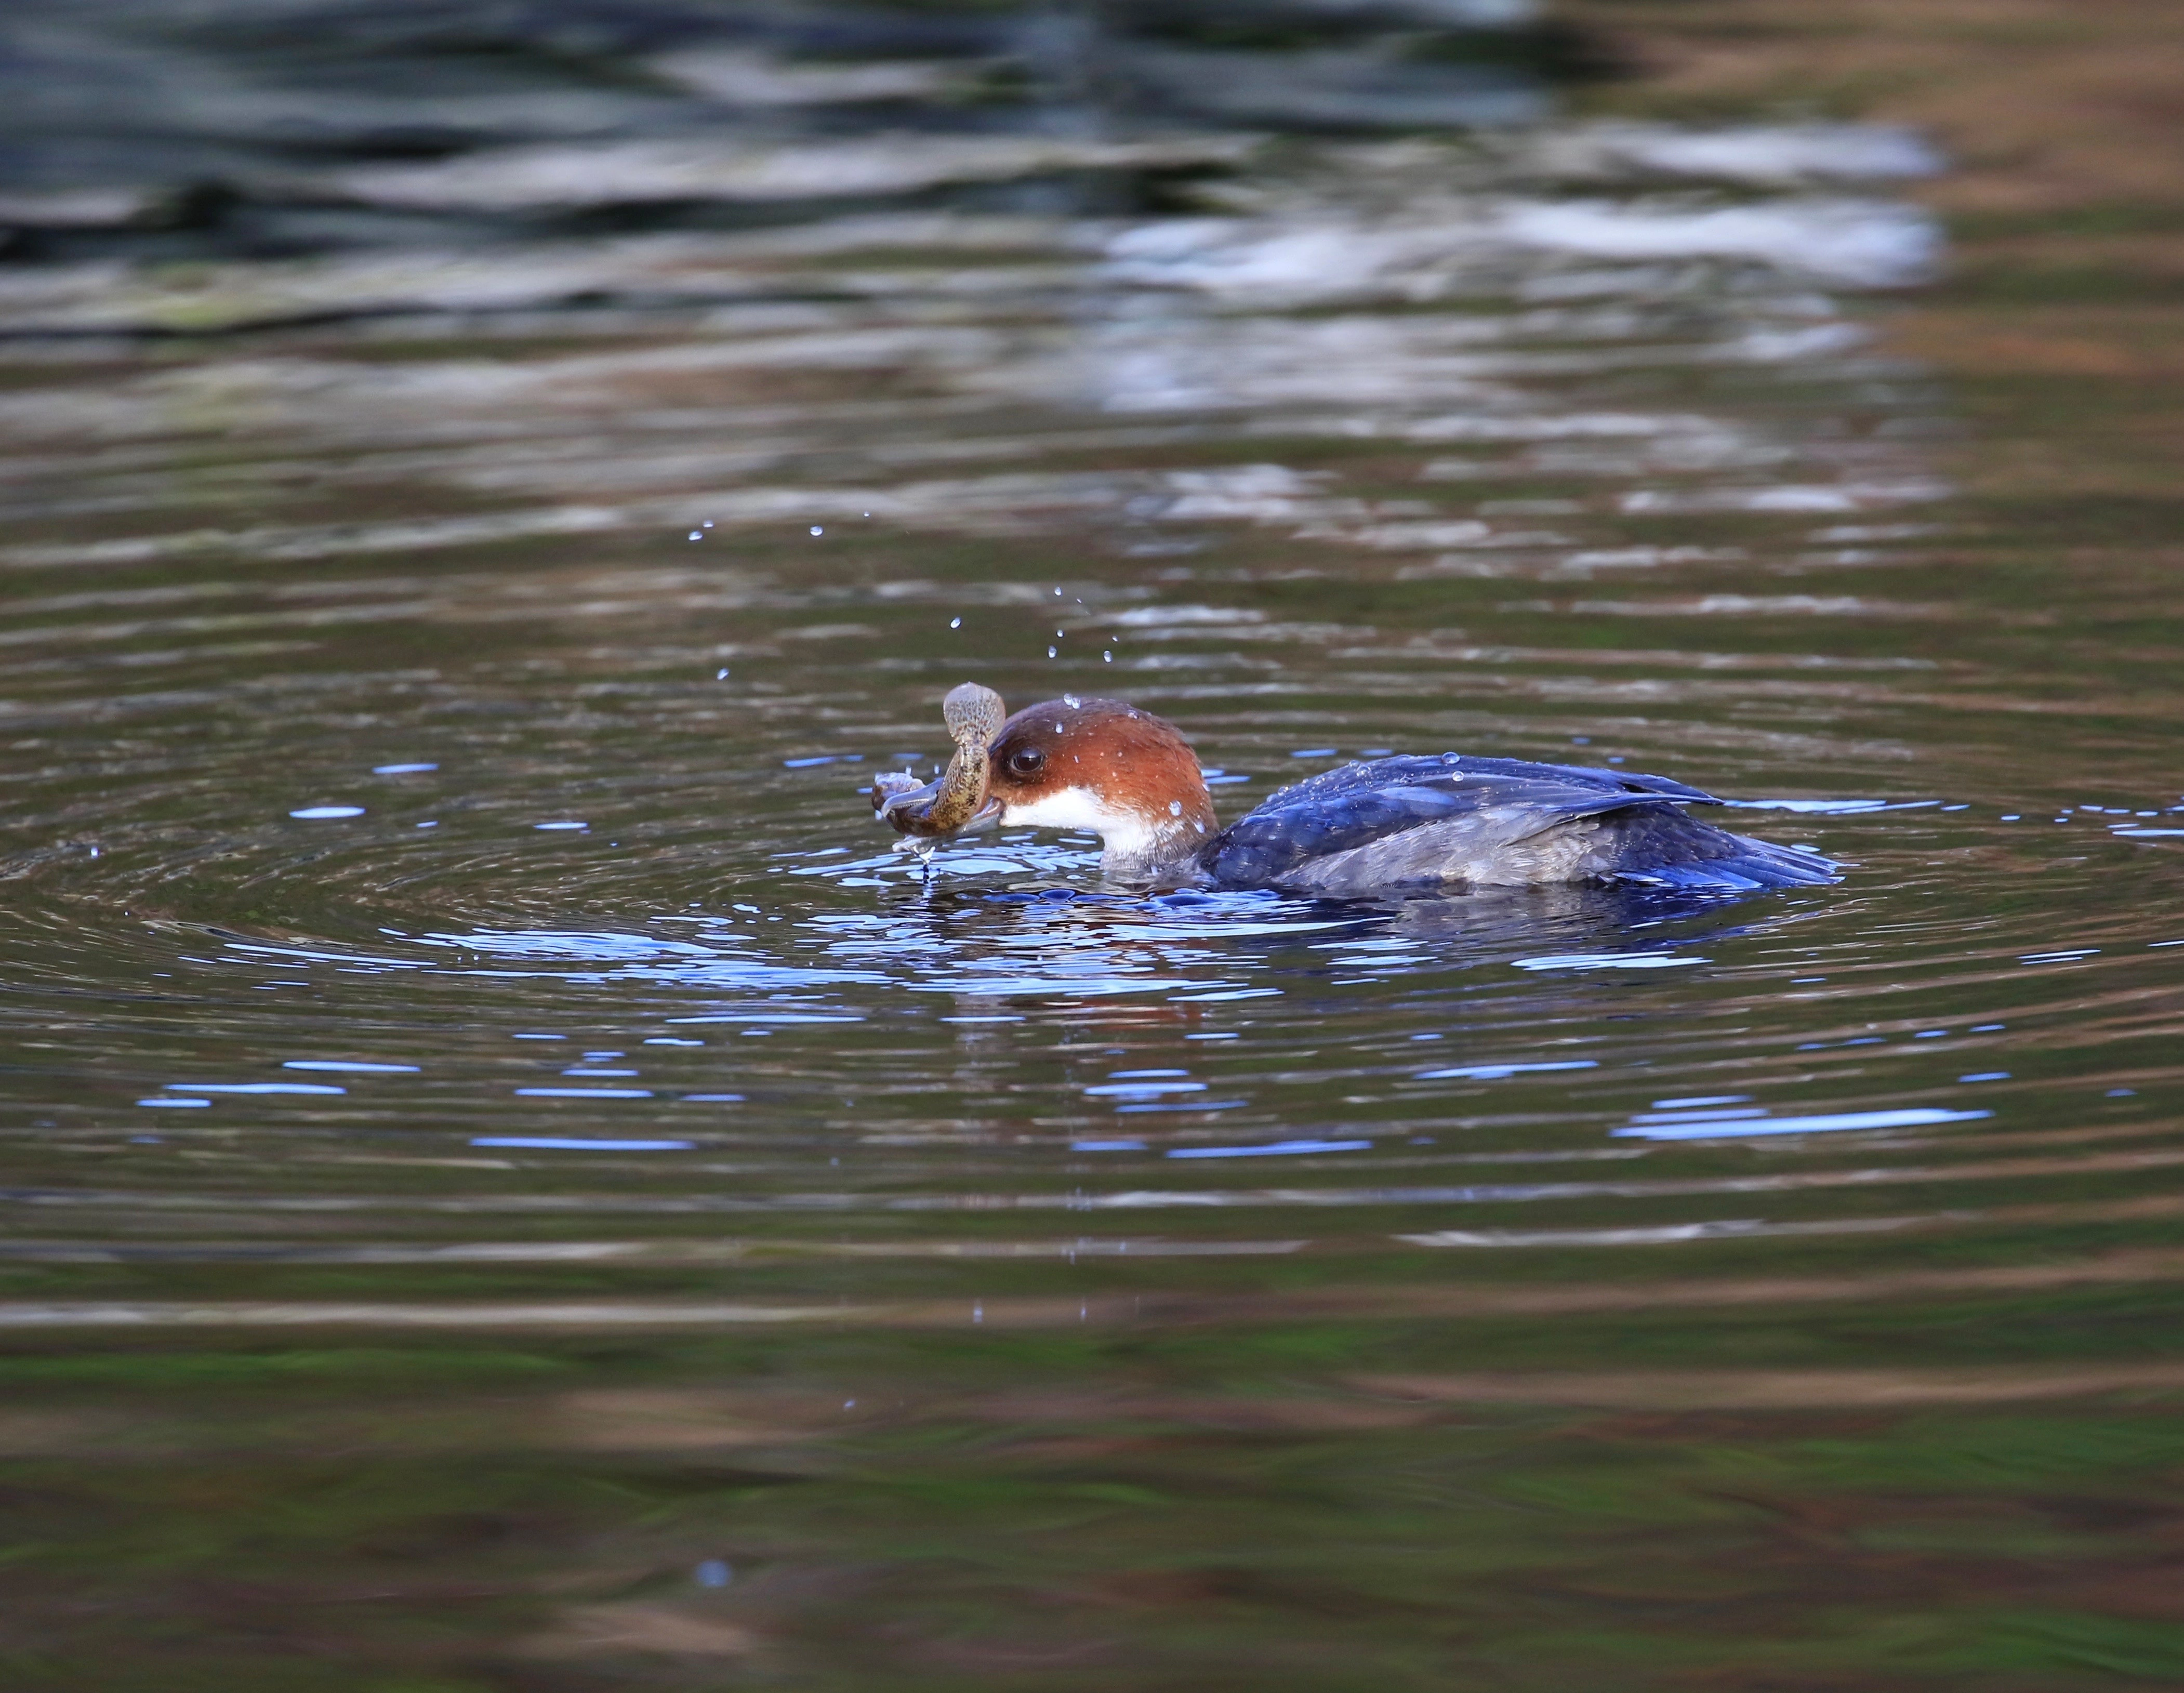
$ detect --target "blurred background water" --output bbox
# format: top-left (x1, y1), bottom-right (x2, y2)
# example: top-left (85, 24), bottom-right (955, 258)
top-left (2, 2), bottom-right (2182, 1688)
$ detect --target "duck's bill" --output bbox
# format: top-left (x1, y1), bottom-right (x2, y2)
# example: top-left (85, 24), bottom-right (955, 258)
top-left (874, 777), bottom-right (1001, 838)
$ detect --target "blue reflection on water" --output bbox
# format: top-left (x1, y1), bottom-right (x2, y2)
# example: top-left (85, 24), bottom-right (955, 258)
top-left (1615, 1106), bottom-right (1989, 1141)
top-left (473, 1136), bottom-right (694, 1152)
top-left (1169, 1139), bottom-right (1373, 1159)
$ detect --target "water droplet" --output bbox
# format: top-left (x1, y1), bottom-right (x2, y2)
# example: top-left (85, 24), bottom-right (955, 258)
top-left (702, 520), bottom-right (713, 528)
top-left (1103, 651), bottom-right (1112, 662)
top-left (716, 667), bottom-right (730, 679)
top-left (290, 805), bottom-right (364, 820)
top-left (949, 616), bottom-right (961, 629)
top-left (810, 525), bottom-right (824, 536)
top-left (1047, 646), bottom-right (1057, 658)
top-left (687, 531), bottom-right (703, 541)
top-left (1169, 800), bottom-right (1183, 816)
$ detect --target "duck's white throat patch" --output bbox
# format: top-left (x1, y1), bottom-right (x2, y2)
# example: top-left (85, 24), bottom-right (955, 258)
top-left (999, 786), bottom-right (1161, 860)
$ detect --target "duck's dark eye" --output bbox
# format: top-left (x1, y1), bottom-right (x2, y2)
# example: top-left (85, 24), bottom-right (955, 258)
top-left (1006, 746), bottom-right (1046, 778)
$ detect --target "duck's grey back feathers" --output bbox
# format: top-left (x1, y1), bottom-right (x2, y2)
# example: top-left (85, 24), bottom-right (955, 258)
top-left (1197, 753), bottom-right (1833, 896)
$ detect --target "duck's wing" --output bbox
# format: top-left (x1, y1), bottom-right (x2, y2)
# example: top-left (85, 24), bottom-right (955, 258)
top-left (1199, 755), bottom-right (1708, 890)
top-left (1442, 755), bottom-right (1720, 806)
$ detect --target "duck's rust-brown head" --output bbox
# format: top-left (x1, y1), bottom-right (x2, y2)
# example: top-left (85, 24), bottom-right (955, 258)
top-left (983, 695), bottom-right (1216, 875)
top-left (875, 691), bottom-right (1216, 877)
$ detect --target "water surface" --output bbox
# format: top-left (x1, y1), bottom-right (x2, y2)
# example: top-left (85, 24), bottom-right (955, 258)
top-left (3, 6), bottom-right (2183, 1688)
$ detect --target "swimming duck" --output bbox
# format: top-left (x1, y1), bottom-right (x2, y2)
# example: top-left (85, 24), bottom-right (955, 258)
top-left (874, 690), bottom-right (1835, 897)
